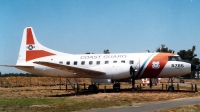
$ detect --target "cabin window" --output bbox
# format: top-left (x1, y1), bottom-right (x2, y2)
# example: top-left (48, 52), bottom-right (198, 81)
top-left (105, 61), bottom-right (109, 64)
top-left (96, 61), bottom-right (100, 65)
top-left (113, 60), bottom-right (117, 63)
top-left (89, 61), bottom-right (93, 65)
top-left (74, 61), bottom-right (77, 65)
top-left (121, 60), bottom-right (125, 63)
top-left (81, 61), bottom-right (85, 65)
top-left (59, 61), bottom-right (63, 64)
top-left (129, 60), bottom-right (134, 64)
top-left (66, 61), bottom-right (70, 65)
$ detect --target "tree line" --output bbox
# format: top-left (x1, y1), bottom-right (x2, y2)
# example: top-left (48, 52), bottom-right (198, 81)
top-left (0, 72), bottom-right (38, 77)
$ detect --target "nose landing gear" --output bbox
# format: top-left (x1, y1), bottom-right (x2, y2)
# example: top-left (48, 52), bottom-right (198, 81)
top-left (168, 77), bottom-right (175, 91)
top-left (130, 66), bottom-right (135, 91)
top-left (113, 83), bottom-right (120, 91)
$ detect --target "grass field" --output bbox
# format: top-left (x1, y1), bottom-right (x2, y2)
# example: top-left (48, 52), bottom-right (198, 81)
top-left (0, 77), bottom-right (200, 112)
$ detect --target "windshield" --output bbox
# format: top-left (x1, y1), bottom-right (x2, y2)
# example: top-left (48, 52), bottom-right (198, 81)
top-left (168, 56), bottom-right (182, 61)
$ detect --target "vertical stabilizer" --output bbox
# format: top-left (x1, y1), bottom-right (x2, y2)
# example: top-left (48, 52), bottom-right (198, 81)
top-left (17, 27), bottom-right (66, 65)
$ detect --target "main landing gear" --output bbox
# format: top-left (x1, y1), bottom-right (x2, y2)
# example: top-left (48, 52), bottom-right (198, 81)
top-left (88, 84), bottom-right (98, 92)
top-left (88, 83), bottom-right (121, 92)
top-left (88, 66), bottom-right (136, 92)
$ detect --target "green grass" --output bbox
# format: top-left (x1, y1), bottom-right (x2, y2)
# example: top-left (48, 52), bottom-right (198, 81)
top-left (0, 98), bottom-right (131, 112)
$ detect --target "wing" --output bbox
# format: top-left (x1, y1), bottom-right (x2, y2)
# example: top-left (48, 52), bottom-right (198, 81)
top-left (33, 61), bottom-right (105, 76)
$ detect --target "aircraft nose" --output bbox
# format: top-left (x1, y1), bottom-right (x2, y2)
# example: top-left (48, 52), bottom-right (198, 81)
top-left (191, 63), bottom-right (196, 71)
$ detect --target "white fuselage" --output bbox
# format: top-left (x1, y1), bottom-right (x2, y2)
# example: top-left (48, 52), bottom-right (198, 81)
top-left (16, 53), bottom-right (191, 80)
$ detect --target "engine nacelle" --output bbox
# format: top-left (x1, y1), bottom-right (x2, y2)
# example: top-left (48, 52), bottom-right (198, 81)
top-left (91, 78), bottom-right (112, 84)
top-left (91, 63), bottom-right (131, 80)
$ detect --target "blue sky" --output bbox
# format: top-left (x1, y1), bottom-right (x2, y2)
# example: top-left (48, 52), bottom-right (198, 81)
top-left (0, 0), bottom-right (200, 73)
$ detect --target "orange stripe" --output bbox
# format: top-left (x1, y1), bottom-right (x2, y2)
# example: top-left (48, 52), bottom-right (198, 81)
top-left (26, 28), bottom-right (35, 45)
top-left (141, 53), bottom-right (174, 78)
top-left (26, 50), bottom-right (55, 61)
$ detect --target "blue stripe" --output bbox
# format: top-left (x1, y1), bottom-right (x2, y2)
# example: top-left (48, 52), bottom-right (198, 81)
top-left (136, 53), bottom-right (155, 78)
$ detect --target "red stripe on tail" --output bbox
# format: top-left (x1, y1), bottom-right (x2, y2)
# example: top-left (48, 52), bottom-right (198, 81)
top-left (26, 50), bottom-right (55, 61)
top-left (26, 28), bottom-right (35, 45)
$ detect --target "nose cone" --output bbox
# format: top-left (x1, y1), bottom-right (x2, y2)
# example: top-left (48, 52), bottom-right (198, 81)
top-left (191, 64), bottom-right (196, 71)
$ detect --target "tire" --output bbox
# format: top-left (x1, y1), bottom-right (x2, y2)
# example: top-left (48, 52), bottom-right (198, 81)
top-left (113, 83), bottom-right (120, 91)
top-left (168, 85), bottom-right (174, 91)
top-left (88, 85), bottom-right (97, 92)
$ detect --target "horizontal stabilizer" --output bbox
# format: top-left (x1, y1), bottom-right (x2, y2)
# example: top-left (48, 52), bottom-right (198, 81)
top-left (0, 65), bottom-right (34, 68)
top-left (33, 61), bottom-right (105, 76)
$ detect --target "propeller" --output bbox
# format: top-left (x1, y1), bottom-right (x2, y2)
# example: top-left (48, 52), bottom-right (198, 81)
top-left (191, 64), bottom-right (199, 79)
top-left (130, 66), bottom-right (134, 75)
top-left (195, 65), bottom-right (199, 71)
top-left (191, 63), bottom-right (197, 71)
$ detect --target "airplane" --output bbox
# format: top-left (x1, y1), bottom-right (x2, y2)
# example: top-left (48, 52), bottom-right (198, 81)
top-left (1, 27), bottom-right (196, 92)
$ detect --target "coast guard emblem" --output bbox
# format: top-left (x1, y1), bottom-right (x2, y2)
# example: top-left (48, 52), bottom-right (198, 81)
top-left (152, 61), bottom-right (160, 69)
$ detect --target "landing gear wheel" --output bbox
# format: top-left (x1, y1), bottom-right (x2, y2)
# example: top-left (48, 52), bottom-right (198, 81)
top-left (168, 85), bottom-right (174, 91)
top-left (168, 77), bottom-right (175, 91)
top-left (113, 83), bottom-right (120, 91)
top-left (88, 85), bottom-right (98, 92)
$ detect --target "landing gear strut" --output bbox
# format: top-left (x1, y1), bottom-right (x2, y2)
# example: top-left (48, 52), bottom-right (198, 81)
top-left (149, 78), bottom-right (152, 89)
top-left (130, 66), bottom-right (135, 91)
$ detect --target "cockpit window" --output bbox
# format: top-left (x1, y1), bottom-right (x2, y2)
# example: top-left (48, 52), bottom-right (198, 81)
top-left (177, 56), bottom-right (182, 61)
top-left (169, 56), bottom-right (176, 61)
top-left (168, 56), bottom-right (182, 61)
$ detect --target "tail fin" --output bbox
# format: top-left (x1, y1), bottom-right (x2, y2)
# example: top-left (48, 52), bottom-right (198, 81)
top-left (17, 27), bottom-right (65, 64)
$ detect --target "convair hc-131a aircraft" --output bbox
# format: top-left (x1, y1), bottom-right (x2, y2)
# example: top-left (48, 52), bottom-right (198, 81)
top-left (1, 27), bottom-right (196, 92)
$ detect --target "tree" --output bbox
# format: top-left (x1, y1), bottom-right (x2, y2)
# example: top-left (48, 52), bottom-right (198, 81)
top-left (178, 46), bottom-right (197, 61)
top-left (156, 44), bottom-right (174, 53)
top-left (85, 52), bottom-right (94, 54)
top-left (103, 49), bottom-right (110, 54)
top-left (85, 52), bottom-right (91, 54)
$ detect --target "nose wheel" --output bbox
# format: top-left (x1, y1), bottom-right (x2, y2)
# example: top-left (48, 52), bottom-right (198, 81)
top-left (113, 83), bottom-right (120, 91)
top-left (168, 85), bottom-right (174, 91)
top-left (168, 77), bottom-right (175, 91)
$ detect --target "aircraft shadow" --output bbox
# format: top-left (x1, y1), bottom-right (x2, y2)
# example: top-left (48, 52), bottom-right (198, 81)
top-left (48, 89), bottom-right (194, 97)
